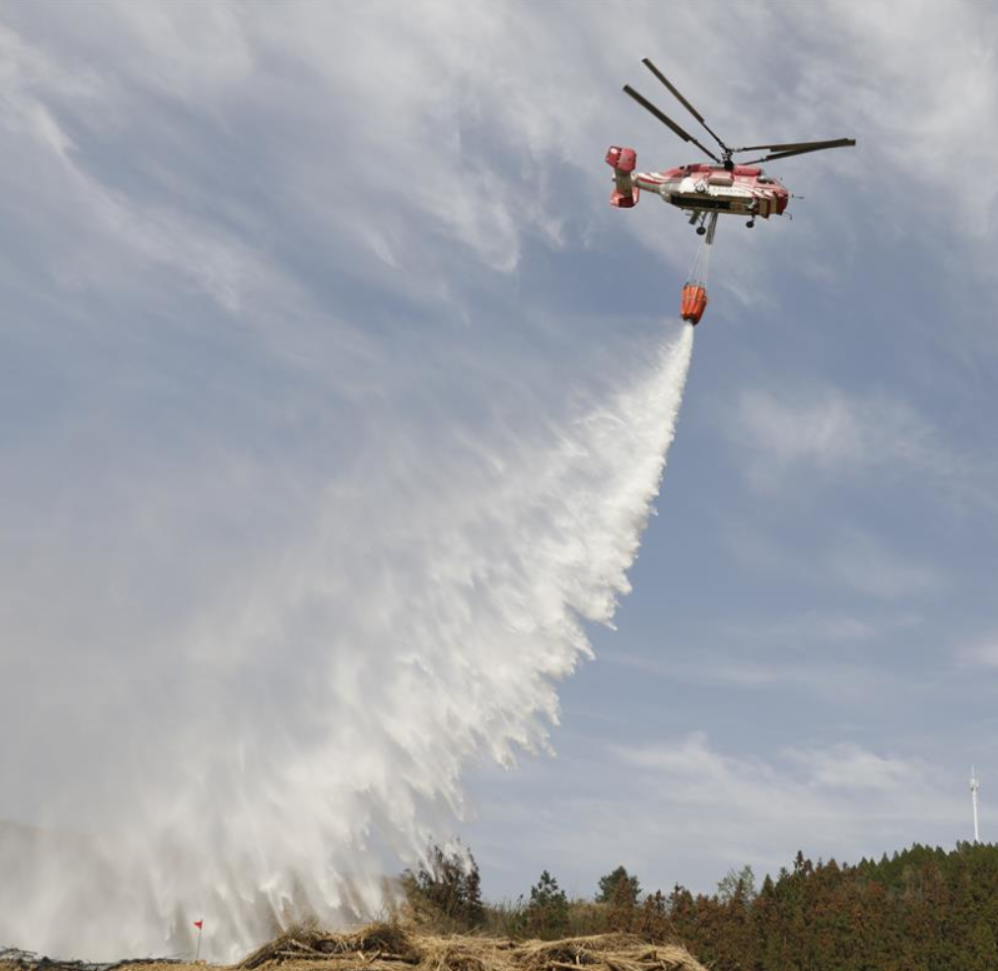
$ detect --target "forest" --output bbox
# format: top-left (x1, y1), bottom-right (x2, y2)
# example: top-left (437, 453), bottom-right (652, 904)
top-left (403, 842), bottom-right (998, 971)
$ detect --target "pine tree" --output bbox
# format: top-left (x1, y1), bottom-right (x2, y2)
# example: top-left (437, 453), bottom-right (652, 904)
top-left (525, 870), bottom-right (569, 939)
top-left (597, 866), bottom-right (642, 906)
top-left (667, 884), bottom-right (696, 944)
top-left (634, 890), bottom-right (673, 943)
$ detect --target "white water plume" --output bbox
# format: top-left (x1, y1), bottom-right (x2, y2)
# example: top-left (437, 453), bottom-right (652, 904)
top-left (0, 323), bottom-right (694, 962)
top-left (0, 3), bottom-right (698, 959)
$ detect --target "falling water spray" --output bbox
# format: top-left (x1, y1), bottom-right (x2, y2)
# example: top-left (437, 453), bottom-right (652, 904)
top-left (0, 324), bottom-right (694, 961)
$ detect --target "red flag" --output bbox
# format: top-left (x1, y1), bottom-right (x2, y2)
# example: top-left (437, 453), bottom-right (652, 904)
top-left (194, 920), bottom-right (203, 929)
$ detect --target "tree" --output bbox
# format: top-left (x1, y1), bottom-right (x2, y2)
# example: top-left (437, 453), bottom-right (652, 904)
top-left (597, 866), bottom-right (642, 906)
top-left (964, 919), bottom-right (998, 971)
top-left (634, 890), bottom-right (674, 943)
top-left (605, 873), bottom-right (640, 932)
top-left (401, 842), bottom-right (485, 929)
top-left (667, 884), bottom-right (696, 944)
top-left (525, 870), bottom-right (570, 938)
top-left (716, 865), bottom-right (757, 905)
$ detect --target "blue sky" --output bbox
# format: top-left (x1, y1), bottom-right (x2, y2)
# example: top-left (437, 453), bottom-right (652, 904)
top-left (458, 0), bottom-right (998, 899)
top-left (2, 0), bottom-right (998, 956)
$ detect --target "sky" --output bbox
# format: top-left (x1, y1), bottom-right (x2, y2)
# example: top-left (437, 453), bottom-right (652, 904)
top-left (3, 0), bottom-right (998, 957)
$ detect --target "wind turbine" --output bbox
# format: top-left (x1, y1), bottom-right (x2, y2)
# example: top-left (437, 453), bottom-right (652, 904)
top-left (970, 767), bottom-right (981, 844)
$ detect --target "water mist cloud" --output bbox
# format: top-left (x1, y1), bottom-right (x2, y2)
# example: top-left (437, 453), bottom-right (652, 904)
top-left (0, 322), bottom-right (694, 960)
top-left (0, 3), bottom-right (697, 959)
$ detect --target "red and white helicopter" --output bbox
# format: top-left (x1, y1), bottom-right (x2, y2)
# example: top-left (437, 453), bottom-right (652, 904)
top-left (606, 58), bottom-right (855, 323)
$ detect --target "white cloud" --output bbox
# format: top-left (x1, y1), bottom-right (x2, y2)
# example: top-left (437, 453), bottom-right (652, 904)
top-left (791, 743), bottom-right (924, 793)
top-left (721, 609), bottom-right (922, 645)
top-left (959, 637), bottom-right (998, 669)
top-left (801, 0), bottom-right (998, 238)
top-left (723, 518), bottom-right (942, 604)
top-left (617, 734), bottom-right (933, 803)
top-left (468, 733), bottom-right (966, 897)
top-left (825, 528), bottom-right (942, 601)
top-left (732, 385), bottom-right (957, 491)
top-left (611, 732), bottom-right (962, 866)
top-left (604, 643), bottom-right (909, 713)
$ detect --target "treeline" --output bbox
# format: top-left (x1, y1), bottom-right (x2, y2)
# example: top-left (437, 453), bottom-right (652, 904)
top-left (403, 842), bottom-right (998, 970)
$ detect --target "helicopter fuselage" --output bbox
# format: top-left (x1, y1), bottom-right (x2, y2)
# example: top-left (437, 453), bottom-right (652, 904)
top-left (637, 163), bottom-right (790, 218)
top-left (607, 150), bottom-right (790, 221)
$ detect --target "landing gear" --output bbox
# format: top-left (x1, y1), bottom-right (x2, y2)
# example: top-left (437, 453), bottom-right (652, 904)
top-left (692, 213), bottom-right (708, 235)
top-left (696, 225), bottom-right (707, 236)
top-left (746, 219), bottom-right (755, 229)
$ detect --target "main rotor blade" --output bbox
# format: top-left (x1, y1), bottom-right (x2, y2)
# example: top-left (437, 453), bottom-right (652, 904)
top-left (739, 138), bottom-right (856, 165)
top-left (642, 57), bottom-right (730, 154)
top-left (622, 85), bottom-right (720, 162)
top-left (735, 137), bottom-right (857, 155)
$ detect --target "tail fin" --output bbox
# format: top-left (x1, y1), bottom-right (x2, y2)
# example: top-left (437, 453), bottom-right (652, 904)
top-left (606, 146), bottom-right (639, 209)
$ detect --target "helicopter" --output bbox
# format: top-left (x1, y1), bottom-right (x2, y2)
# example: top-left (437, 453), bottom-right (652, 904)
top-left (606, 58), bottom-right (855, 234)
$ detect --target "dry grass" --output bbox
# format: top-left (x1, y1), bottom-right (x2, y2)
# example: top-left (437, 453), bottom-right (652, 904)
top-left (236, 922), bottom-right (705, 971)
top-left (0, 921), bottom-right (707, 971)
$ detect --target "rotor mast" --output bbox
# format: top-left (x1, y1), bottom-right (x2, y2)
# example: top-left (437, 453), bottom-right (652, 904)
top-left (640, 58), bottom-right (734, 168)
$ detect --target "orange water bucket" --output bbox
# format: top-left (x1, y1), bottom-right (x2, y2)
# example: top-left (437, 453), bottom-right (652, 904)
top-left (680, 284), bottom-right (708, 325)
